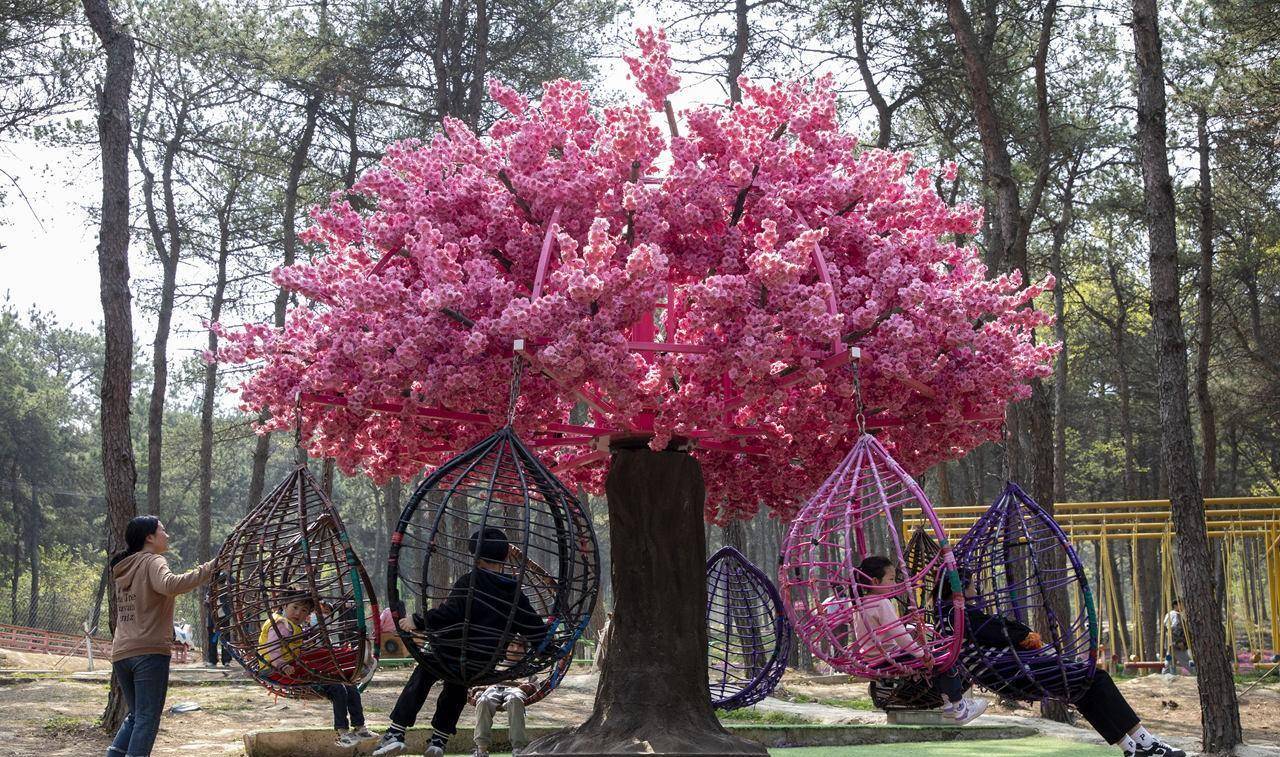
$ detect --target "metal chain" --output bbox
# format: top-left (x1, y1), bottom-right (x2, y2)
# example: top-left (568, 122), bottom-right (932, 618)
top-left (851, 352), bottom-right (866, 434)
top-left (506, 353), bottom-right (525, 428)
top-left (293, 390), bottom-right (306, 465)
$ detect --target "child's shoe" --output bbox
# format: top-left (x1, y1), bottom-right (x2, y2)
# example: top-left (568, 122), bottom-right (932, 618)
top-left (373, 733), bottom-right (407, 755)
top-left (425, 746), bottom-right (445, 757)
top-left (472, 746), bottom-right (490, 757)
top-left (335, 730), bottom-right (362, 748)
top-left (353, 726), bottom-right (376, 739)
top-left (942, 697), bottom-right (988, 725)
top-left (1129, 742), bottom-right (1186, 757)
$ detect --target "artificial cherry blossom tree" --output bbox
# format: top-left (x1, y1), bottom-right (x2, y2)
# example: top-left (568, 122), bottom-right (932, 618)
top-left (218, 29), bottom-right (1053, 755)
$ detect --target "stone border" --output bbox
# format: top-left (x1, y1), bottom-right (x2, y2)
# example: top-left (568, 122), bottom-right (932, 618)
top-left (243, 723), bottom-right (1037, 756)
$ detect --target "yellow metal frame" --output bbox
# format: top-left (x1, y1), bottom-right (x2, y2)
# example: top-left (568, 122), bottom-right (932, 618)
top-left (903, 496), bottom-right (1280, 662)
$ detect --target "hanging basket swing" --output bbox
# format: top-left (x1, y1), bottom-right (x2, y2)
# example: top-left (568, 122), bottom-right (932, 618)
top-left (706, 545), bottom-right (792, 710)
top-left (388, 425), bottom-right (600, 687)
top-left (950, 481), bottom-right (1098, 703)
top-left (210, 464), bottom-right (380, 699)
top-left (867, 526), bottom-right (948, 711)
top-left (779, 433), bottom-right (964, 679)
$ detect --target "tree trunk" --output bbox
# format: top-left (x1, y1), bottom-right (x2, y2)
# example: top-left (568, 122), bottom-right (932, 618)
top-left (142, 111), bottom-right (186, 515)
top-left (83, 0), bottom-right (138, 733)
top-left (9, 472), bottom-right (20, 623)
top-left (197, 178), bottom-right (234, 657)
top-left (1131, 0), bottom-right (1242, 750)
top-left (726, 0), bottom-right (748, 104)
top-left (25, 487), bottom-right (39, 627)
top-left (382, 477), bottom-right (403, 601)
top-left (528, 448), bottom-right (765, 756)
top-left (1195, 109), bottom-right (1217, 499)
top-left (1050, 188), bottom-right (1071, 505)
top-left (935, 461), bottom-right (952, 506)
top-left (247, 92), bottom-right (323, 508)
top-left (721, 519), bottom-right (747, 554)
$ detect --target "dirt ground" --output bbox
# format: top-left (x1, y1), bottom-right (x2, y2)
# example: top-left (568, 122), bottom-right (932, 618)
top-left (1, 652), bottom-right (1276, 757)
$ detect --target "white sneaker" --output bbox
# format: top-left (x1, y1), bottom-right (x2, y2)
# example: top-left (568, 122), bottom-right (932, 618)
top-left (336, 730), bottom-right (363, 747)
top-left (944, 697), bottom-right (989, 725)
top-left (472, 747), bottom-right (490, 757)
top-left (373, 733), bottom-right (407, 755)
top-left (425, 746), bottom-right (445, 757)
top-left (354, 726), bottom-right (376, 739)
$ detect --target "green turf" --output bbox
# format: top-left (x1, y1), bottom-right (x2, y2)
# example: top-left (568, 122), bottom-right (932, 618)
top-left (770, 737), bottom-right (1114, 756)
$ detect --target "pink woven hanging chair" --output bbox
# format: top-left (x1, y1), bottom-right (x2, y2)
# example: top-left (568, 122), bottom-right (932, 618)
top-left (779, 433), bottom-right (964, 679)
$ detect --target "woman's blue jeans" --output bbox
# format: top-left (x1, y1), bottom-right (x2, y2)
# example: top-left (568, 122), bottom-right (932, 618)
top-left (107, 653), bottom-right (171, 757)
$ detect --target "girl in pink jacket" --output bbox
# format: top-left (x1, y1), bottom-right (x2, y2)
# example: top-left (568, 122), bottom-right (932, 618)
top-left (852, 555), bottom-right (987, 724)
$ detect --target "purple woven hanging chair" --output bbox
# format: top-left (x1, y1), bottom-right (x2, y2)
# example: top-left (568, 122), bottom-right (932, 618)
top-left (706, 546), bottom-right (792, 710)
top-left (780, 434), bottom-right (964, 679)
top-left (950, 481), bottom-right (1099, 704)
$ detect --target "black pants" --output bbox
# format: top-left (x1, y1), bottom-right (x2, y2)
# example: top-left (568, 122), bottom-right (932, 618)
top-left (317, 684), bottom-right (365, 730)
top-left (1074, 670), bottom-right (1139, 744)
top-left (388, 662), bottom-right (469, 736)
top-left (204, 632), bottom-right (231, 665)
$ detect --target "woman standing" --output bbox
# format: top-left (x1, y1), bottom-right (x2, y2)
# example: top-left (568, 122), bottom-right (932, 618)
top-left (108, 516), bottom-right (215, 757)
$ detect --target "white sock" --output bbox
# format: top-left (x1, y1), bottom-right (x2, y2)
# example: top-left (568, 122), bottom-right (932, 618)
top-left (1119, 735), bottom-right (1137, 754)
top-left (1132, 727), bottom-right (1156, 748)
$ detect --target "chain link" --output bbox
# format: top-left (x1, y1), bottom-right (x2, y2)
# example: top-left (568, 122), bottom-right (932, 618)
top-left (506, 353), bottom-right (525, 427)
top-left (293, 390), bottom-right (306, 464)
top-left (851, 353), bottom-right (866, 434)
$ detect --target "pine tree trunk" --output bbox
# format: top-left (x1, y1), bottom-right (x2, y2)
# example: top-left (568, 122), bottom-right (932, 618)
top-left (25, 487), bottom-right (39, 628)
top-left (83, 0), bottom-right (138, 733)
top-left (247, 93), bottom-right (323, 508)
top-left (197, 181), bottom-right (233, 656)
top-left (1195, 109), bottom-right (1217, 499)
top-left (382, 478), bottom-right (403, 601)
top-left (528, 447), bottom-right (766, 757)
top-left (1131, 0), bottom-right (1242, 750)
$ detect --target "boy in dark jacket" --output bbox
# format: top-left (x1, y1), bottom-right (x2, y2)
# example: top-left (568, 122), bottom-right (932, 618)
top-left (374, 528), bottom-right (550, 757)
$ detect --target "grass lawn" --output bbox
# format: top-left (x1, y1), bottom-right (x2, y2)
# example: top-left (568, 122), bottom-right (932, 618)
top-left (771, 737), bottom-right (1114, 756)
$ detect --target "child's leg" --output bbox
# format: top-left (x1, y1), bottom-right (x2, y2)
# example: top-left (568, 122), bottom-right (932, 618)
top-left (323, 684), bottom-right (351, 731)
top-left (1072, 670), bottom-right (1139, 744)
top-left (346, 686), bottom-right (365, 728)
top-left (473, 695), bottom-right (498, 749)
top-left (427, 681), bottom-right (470, 751)
top-left (505, 693), bottom-right (527, 749)
top-left (387, 664), bottom-right (437, 735)
top-left (931, 670), bottom-right (965, 704)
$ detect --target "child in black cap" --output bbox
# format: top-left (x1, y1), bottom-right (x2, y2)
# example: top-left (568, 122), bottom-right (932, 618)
top-left (374, 528), bottom-right (549, 757)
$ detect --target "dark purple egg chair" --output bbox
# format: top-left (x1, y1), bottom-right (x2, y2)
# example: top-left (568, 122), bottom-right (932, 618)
top-left (707, 545), bottom-right (792, 710)
top-left (950, 481), bottom-right (1098, 704)
top-left (388, 426), bottom-right (600, 687)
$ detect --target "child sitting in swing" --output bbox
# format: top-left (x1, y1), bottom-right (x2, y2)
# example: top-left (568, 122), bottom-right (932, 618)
top-left (468, 639), bottom-right (544, 757)
top-left (852, 555), bottom-right (988, 724)
top-left (259, 590), bottom-right (374, 748)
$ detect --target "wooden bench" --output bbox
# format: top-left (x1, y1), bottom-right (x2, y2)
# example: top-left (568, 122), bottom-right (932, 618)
top-left (1123, 661), bottom-right (1165, 674)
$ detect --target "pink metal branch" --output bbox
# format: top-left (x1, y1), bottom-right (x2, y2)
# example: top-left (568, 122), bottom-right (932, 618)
top-left (530, 206), bottom-right (563, 300)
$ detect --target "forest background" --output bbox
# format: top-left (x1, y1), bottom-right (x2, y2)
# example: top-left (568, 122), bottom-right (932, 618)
top-left (0, 0), bottom-right (1277, 676)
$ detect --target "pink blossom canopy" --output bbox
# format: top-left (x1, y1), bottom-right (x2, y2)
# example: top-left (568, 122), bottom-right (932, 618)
top-left (216, 30), bottom-right (1055, 523)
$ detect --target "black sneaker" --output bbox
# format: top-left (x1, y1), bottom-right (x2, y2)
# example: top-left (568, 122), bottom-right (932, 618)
top-left (372, 733), bottom-right (407, 756)
top-left (1134, 741), bottom-right (1187, 757)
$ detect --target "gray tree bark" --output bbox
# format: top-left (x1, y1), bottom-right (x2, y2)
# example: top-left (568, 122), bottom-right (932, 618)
top-left (83, 0), bottom-right (138, 733)
top-left (247, 92), bottom-right (323, 509)
top-left (1195, 109), bottom-right (1217, 499)
top-left (1131, 0), bottom-right (1242, 750)
top-left (528, 447), bottom-right (765, 756)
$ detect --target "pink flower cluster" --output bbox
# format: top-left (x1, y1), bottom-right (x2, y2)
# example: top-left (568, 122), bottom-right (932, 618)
top-left (216, 31), bottom-right (1055, 524)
